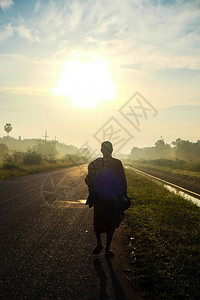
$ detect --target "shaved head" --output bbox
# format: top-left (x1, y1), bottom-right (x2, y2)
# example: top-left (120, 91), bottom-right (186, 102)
top-left (101, 141), bottom-right (113, 156)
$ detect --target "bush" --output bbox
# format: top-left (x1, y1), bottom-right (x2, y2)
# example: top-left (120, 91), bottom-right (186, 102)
top-left (62, 154), bottom-right (87, 165)
top-left (0, 143), bottom-right (8, 159)
top-left (151, 159), bottom-right (187, 169)
top-left (44, 153), bottom-right (57, 164)
top-left (185, 161), bottom-right (200, 172)
top-left (2, 162), bottom-right (18, 169)
top-left (22, 151), bottom-right (43, 165)
top-left (3, 150), bottom-right (43, 167)
top-left (3, 151), bottom-right (23, 168)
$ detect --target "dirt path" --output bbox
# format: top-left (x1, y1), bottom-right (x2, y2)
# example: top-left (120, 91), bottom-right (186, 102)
top-left (0, 165), bottom-right (142, 300)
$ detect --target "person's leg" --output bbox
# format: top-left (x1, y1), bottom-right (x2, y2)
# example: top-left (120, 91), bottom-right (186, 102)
top-left (95, 232), bottom-right (102, 246)
top-left (93, 231), bottom-right (103, 254)
top-left (105, 230), bottom-right (114, 255)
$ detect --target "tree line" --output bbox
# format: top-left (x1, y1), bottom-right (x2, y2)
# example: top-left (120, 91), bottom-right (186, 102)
top-left (0, 136), bottom-right (79, 159)
top-left (129, 138), bottom-right (200, 161)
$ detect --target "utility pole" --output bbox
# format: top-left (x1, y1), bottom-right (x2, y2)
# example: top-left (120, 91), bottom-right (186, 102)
top-left (43, 130), bottom-right (49, 141)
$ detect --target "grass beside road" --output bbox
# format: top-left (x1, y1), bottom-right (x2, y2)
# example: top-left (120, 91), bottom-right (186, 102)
top-left (125, 168), bottom-right (200, 299)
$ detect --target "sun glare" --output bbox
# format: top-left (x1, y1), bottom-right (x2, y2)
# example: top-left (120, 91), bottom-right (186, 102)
top-left (53, 60), bottom-right (115, 107)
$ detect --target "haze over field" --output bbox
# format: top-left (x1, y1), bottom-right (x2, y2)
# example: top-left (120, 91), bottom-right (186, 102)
top-left (0, 0), bottom-right (199, 153)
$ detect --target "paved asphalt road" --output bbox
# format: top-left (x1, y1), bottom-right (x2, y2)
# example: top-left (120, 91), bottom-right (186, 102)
top-left (0, 165), bottom-right (141, 300)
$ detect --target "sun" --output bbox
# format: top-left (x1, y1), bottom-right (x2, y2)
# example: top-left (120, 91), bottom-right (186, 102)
top-left (53, 60), bottom-right (115, 107)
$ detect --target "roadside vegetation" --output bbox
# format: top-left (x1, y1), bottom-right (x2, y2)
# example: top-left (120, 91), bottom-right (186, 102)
top-left (0, 150), bottom-right (87, 180)
top-left (0, 136), bottom-right (91, 180)
top-left (129, 138), bottom-right (200, 162)
top-left (126, 159), bottom-right (200, 180)
top-left (125, 138), bottom-right (200, 182)
top-left (125, 168), bottom-right (200, 299)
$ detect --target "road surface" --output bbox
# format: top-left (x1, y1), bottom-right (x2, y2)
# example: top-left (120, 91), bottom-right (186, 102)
top-left (0, 165), bottom-right (141, 300)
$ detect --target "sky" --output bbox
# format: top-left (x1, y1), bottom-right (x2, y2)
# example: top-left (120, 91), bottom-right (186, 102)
top-left (0, 0), bottom-right (199, 154)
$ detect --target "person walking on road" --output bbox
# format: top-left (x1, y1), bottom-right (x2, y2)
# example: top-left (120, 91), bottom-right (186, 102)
top-left (85, 141), bottom-right (127, 257)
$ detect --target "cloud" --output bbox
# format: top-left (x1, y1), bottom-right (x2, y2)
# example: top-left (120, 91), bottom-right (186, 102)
top-left (0, 53), bottom-right (61, 92)
top-left (0, 0), bottom-right (14, 11)
top-left (1, 0), bottom-right (200, 73)
top-left (0, 23), bottom-right (13, 41)
top-left (34, 1), bottom-right (40, 14)
top-left (0, 86), bottom-right (52, 96)
top-left (15, 25), bottom-right (34, 42)
top-left (29, 0), bottom-right (199, 72)
top-left (0, 23), bottom-right (37, 43)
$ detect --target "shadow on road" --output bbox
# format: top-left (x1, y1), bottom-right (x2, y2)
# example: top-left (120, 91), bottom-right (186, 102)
top-left (93, 258), bottom-right (108, 299)
top-left (93, 257), bottom-right (126, 300)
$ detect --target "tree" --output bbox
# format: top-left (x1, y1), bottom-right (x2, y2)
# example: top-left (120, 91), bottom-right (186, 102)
top-left (78, 147), bottom-right (91, 158)
top-left (172, 138), bottom-right (200, 161)
top-left (129, 147), bottom-right (145, 160)
top-left (0, 143), bottom-right (8, 159)
top-left (36, 140), bottom-right (58, 158)
top-left (154, 138), bottom-right (171, 159)
top-left (4, 123), bottom-right (12, 137)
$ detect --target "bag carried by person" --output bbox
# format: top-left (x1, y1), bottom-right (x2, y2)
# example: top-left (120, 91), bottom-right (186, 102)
top-left (86, 189), bottom-right (98, 208)
top-left (120, 194), bottom-right (131, 210)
